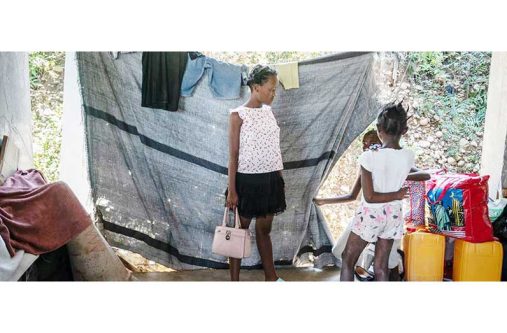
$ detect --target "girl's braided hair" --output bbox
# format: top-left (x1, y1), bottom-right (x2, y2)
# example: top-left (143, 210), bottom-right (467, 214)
top-left (246, 64), bottom-right (277, 89)
top-left (376, 101), bottom-right (409, 136)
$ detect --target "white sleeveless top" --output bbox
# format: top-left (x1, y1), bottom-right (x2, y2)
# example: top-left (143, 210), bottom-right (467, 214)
top-left (230, 105), bottom-right (284, 174)
top-left (358, 148), bottom-right (415, 208)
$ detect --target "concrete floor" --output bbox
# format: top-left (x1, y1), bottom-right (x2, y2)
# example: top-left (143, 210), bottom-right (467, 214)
top-left (132, 266), bottom-right (341, 281)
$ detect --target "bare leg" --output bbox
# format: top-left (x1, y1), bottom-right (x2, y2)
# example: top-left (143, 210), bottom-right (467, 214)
top-left (67, 225), bottom-right (130, 281)
top-left (373, 237), bottom-right (394, 281)
top-left (389, 266), bottom-right (401, 281)
top-left (229, 215), bottom-right (252, 281)
top-left (340, 232), bottom-right (369, 281)
top-left (255, 215), bottom-right (278, 281)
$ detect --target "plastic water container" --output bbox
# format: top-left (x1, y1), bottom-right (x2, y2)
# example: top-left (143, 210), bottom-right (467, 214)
top-left (402, 231), bottom-right (445, 281)
top-left (453, 239), bottom-right (503, 281)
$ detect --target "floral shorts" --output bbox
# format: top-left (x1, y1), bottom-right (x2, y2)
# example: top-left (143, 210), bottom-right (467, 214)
top-left (351, 203), bottom-right (404, 242)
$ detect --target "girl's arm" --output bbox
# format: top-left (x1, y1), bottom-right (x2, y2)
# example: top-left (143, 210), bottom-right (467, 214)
top-left (226, 113), bottom-right (242, 209)
top-left (406, 171), bottom-right (431, 181)
top-left (361, 166), bottom-right (407, 203)
top-left (406, 167), bottom-right (431, 181)
top-left (314, 173), bottom-right (362, 205)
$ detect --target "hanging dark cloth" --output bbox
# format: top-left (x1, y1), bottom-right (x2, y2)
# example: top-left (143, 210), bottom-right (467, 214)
top-left (141, 52), bottom-right (188, 111)
top-left (189, 52), bottom-right (204, 60)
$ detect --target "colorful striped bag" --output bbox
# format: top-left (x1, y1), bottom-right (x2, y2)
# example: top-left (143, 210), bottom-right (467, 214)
top-left (426, 172), bottom-right (494, 243)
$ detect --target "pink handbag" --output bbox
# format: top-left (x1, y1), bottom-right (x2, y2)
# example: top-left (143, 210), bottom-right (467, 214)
top-left (212, 207), bottom-right (251, 259)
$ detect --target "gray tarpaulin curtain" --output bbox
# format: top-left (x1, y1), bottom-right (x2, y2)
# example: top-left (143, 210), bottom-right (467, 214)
top-left (76, 52), bottom-right (379, 270)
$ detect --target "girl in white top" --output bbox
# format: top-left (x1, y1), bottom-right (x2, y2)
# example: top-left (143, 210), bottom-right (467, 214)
top-left (314, 130), bottom-right (429, 280)
top-left (226, 65), bottom-right (286, 282)
top-left (341, 102), bottom-right (415, 281)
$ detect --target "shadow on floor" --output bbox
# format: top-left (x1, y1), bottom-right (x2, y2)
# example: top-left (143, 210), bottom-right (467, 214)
top-left (132, 266), bottom-right (341, 281)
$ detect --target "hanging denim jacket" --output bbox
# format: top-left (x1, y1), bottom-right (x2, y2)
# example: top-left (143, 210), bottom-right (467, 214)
top-left (181, 55), bottom-right (248, 100)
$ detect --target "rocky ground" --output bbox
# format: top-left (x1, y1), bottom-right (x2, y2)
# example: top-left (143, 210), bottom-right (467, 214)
top-left (114, 248), bottom-right (175, 272)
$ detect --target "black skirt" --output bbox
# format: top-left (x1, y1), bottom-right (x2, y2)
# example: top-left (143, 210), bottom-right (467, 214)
top-left (225, 171), bottom-right (287, 219)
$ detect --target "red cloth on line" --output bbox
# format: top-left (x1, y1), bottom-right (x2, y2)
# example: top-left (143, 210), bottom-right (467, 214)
top-left (0, 169), bottom-right (91, 257)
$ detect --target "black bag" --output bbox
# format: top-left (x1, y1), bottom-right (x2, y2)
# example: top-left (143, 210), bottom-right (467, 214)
top-left (492, 205), bottom-right (507, 241)
top-left (18, 245), bottom-right (73, 281)
top-left (492, 206), bottom-right (507, 281)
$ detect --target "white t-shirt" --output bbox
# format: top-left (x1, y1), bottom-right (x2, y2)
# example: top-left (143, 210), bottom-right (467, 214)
top-left (358, 148), bottom-right (415, 208)
top-left (230, 105), bottom-right (284, 174)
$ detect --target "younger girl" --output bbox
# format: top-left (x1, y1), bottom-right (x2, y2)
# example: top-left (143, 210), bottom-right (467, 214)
top-left (225, 65), bottom-right (286, 282)
top-left (315, 129), bottom-right (428, 280)
top-left (314, 129), bottom-right (381, 206)
top-left (340, 102), bottom-right (415, 281)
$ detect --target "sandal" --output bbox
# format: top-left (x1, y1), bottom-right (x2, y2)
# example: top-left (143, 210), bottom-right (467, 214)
top-left (354, 266), bottom-right (374, 281)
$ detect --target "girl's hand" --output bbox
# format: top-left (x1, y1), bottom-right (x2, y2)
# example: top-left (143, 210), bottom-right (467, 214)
top-left (313, 198), bottom-right (326, 206)
top-left (396, 187), bottom-right (409, 200)
top-left (226, 190), bottom-right (239, 209)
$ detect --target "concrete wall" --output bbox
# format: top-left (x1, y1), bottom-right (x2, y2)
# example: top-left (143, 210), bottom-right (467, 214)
top-left (60, 52), bottom-right (93, 212)
top-left (0, 52), bottom-right (33, 169)
top-left (503, 135), bottom-right (507, 190)
top-left (480, 52), bottom-right (507, 197)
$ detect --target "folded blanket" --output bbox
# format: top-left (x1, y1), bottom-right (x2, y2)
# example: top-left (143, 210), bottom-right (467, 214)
top-left (0, 169), bottom-right (91, 256)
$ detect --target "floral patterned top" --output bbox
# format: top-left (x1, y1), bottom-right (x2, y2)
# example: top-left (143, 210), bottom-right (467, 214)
top-left (230, 105), bottom-right (284, 174)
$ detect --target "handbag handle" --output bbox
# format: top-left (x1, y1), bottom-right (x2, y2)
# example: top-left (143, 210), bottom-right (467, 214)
top-left (222, 207), bottom-right (241, 229)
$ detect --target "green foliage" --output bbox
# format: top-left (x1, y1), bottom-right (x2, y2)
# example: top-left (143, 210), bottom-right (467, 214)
top-left (407, 52), bottom-right (446, 80)
top-left (204, 51), bottom-right (330, 66)
top-left (30, 52), bottom-right (65, 182)
top-left (404, 52), bottom-right (491, 144)
top-left (29, 52), bottom-right (62, 89)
